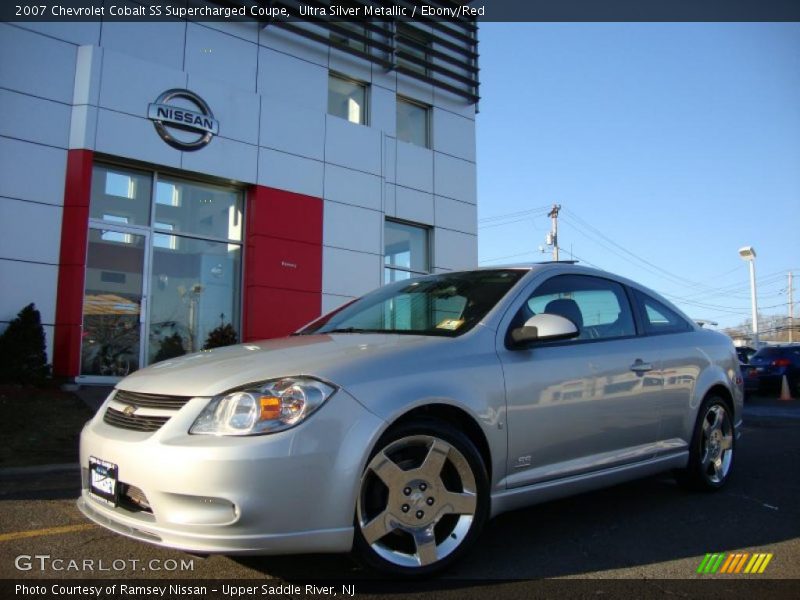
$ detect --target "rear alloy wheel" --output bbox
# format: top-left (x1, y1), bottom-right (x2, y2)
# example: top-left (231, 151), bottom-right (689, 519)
top-left (354, 420), bottom-right (488, 575)
top-left (676, 396), bottom-right (735, 491)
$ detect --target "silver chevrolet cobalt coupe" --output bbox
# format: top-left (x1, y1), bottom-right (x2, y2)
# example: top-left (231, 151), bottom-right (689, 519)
top-left (78, 263), bottom-right (742, 575)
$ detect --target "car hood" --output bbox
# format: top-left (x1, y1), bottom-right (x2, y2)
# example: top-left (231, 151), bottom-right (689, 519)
top-left (116, 334), bottom-right (446, 397)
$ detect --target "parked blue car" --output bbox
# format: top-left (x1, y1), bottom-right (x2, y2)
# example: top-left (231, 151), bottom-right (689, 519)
top-left (744, 345), bottom-right (800, 395)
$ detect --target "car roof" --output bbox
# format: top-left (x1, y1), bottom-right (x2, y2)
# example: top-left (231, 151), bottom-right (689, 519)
top-left (757, 344), bottom-right (800, 350)
top-left (440, 262), bottom-right (698, 329)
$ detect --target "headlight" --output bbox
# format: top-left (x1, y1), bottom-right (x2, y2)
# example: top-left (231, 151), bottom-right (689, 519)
top-left (189, 377), bottom-right (336, 436)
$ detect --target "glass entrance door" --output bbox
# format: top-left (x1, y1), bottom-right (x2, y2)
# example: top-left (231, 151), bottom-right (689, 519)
top-left (79, 162), bottom-right (243, 381)
top-left (81, 227), bottom-right (147, 377)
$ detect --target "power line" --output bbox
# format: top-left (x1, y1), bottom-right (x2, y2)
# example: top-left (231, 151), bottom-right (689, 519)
top-left (668, 271), bottom-right (788, 302)
top-left (560, 208), bottom-right (715, 290)
top-left (479, 250), bottom-right (538, 264)
top-left (478, 206), bottom-right (550, 223)
top-left (478, 216), bottom-right (545, 230)
top-left (559, 211), bottom-right (797, 315)
top-left (556, 246), bottom-right (605, 270)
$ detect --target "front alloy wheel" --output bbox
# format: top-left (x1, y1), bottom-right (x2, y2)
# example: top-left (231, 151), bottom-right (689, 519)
top-left (354, 420), bottom-right (488, 575)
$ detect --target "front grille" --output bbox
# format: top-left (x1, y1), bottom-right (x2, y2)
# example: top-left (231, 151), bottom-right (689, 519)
top-left (113, 389), bottom-right (192, 410)
top-left (103, 407), bottom-right (170, 433)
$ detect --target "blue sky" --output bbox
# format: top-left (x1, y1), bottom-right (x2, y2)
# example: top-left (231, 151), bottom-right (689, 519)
top-left (476, 23), bottom-right (800, 330)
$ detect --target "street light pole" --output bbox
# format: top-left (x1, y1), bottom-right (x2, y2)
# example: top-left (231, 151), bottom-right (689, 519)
top-left (738, 246), bottom-right (759, 348)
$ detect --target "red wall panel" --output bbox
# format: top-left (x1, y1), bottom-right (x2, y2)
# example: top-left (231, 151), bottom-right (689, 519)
top-left (245, 235), bottom-right (322, 294)
top-left (244, 287), bottom-right (322, 340)
top-left (247, 186), bottom-right (323, 245)
top-left (53, 149), bottom-right (94, 377)
top-left (243, 185), bottom-right (323, 341)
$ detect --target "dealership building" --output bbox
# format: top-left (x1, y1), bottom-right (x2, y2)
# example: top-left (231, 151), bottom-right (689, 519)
top-left (0, 9), bottom-right (479, 382)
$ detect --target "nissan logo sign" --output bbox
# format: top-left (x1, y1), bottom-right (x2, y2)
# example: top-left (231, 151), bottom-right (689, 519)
top-left (147, 89), bottom-right (219, 151)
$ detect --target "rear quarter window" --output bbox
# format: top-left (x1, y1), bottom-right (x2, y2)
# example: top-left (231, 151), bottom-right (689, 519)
top-left (633, 289), bottom-right (693, 336)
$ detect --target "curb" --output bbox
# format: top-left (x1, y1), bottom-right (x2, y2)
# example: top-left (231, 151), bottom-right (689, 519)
top-left (0, 463), bottom-right (80, 477)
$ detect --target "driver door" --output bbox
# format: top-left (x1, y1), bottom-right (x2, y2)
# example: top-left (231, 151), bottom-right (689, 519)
top-left (498, 274), bottom-right (663, 488)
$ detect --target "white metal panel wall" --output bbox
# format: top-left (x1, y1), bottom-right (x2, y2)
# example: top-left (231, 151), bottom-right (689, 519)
top-left (0, 24), bottom-right (74, 360)
top-left (0, 19), bottom-right (479, 355)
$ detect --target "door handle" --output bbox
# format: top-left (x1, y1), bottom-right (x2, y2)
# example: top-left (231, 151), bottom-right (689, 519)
top-left (630, 359), bottom-right (653, 374)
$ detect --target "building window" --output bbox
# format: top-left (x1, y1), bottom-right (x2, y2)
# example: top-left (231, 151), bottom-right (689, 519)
top-left (384, 220), bottom-right (430, 284)
top-left (81, 164), bottom-right (243, 377)
top-left (90, 164), bottom-right (152, 227)
top-left (396, 97), bottom-right (430, 148)
top-left (328, 73), bottom-right (368, 125)
top-left (396, 23), bottom-right (431, 76)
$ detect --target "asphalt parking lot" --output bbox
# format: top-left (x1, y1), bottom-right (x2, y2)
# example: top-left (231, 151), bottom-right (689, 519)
top-left (1, 396), bottom-right (798, 590)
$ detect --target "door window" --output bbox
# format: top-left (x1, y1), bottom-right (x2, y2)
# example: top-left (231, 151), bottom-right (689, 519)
top-left (148, 236), bottom-right (241, 362)
top-left (518, 275), bottom-right (636, 341)
top-left (81, 229), bottom-right (145, 376)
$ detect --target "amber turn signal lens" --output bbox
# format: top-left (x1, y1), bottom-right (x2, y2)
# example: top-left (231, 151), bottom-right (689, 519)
top-left (259, 395), bottom-right (281, 420)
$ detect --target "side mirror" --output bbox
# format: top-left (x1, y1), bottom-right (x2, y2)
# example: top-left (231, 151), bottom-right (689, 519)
top-left (509, 313), bottom-right (579, 347)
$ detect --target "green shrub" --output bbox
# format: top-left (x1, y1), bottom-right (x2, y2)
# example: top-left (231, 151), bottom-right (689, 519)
top-left (203, 323), bottom-right (238, 350)
top-left (0, 303), bottom-right (51, 384)
top-left (153, 332), bottom-right (186, 363)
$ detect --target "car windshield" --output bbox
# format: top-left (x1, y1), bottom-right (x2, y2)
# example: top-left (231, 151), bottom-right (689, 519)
top-left (298, 269), bottom-right (527, 337)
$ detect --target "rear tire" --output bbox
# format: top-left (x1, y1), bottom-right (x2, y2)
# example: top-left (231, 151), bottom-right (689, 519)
top-left (353, 418), bottom-right (489, 576)
top-left (675, 395), bottom-right (735, 491)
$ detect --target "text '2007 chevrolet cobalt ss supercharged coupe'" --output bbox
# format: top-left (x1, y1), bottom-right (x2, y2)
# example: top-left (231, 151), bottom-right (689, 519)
top-left (78, 263), bottom-right (742, 575)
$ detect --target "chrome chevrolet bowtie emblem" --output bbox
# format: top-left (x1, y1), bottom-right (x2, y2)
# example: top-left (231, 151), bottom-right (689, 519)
top-left (122, 405), bottom-right (137, 417)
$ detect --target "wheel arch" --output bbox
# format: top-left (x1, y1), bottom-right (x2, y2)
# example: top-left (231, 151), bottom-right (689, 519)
top-left (382, 403), bottom-right (493, 483)
top-left (704, 384), bottom-right (734, 414)
top-left (692, 360), bottom-right (740, 432)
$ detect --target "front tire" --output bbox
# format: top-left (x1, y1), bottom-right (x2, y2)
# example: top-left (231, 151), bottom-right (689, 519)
top-left (353, 419), bottom-right (489, 576)
top-left (675, 396), bottom-right (735, 491)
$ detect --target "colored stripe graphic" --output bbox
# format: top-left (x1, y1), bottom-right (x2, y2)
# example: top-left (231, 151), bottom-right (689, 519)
top-left (697, 554), bottom-right (712, 573)
top-left (697, 551), bottom-right (772, 574)
top-left (709, 553), bottom-right (721, 573)
top-left (700, 553), bottom-right (725, 573)
top-left (734, 553), bottom-right (749, 573)
top-left (758, 554), bottom-right (773, 573)
top-left (744, 554), bottom-right (759, 573)
top-left (720, 554), bottom-right (736, 573)
top-left (713, 553), bottom-right (726, 573)
top-left (744, 553), bottom-right (775, 573)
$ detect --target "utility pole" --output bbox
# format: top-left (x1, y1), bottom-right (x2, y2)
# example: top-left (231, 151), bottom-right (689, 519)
top-left (790, 271), bottom-right (795, 343)
top-left (548, 204), bottom-right (561, 261)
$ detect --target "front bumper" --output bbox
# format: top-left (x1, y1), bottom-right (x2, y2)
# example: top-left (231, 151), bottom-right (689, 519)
top-left (78, 388), bottom-right (385, 555)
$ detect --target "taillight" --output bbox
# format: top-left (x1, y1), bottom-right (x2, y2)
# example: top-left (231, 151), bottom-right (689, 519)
top-left (772, 358), bottom-right (791, 367)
